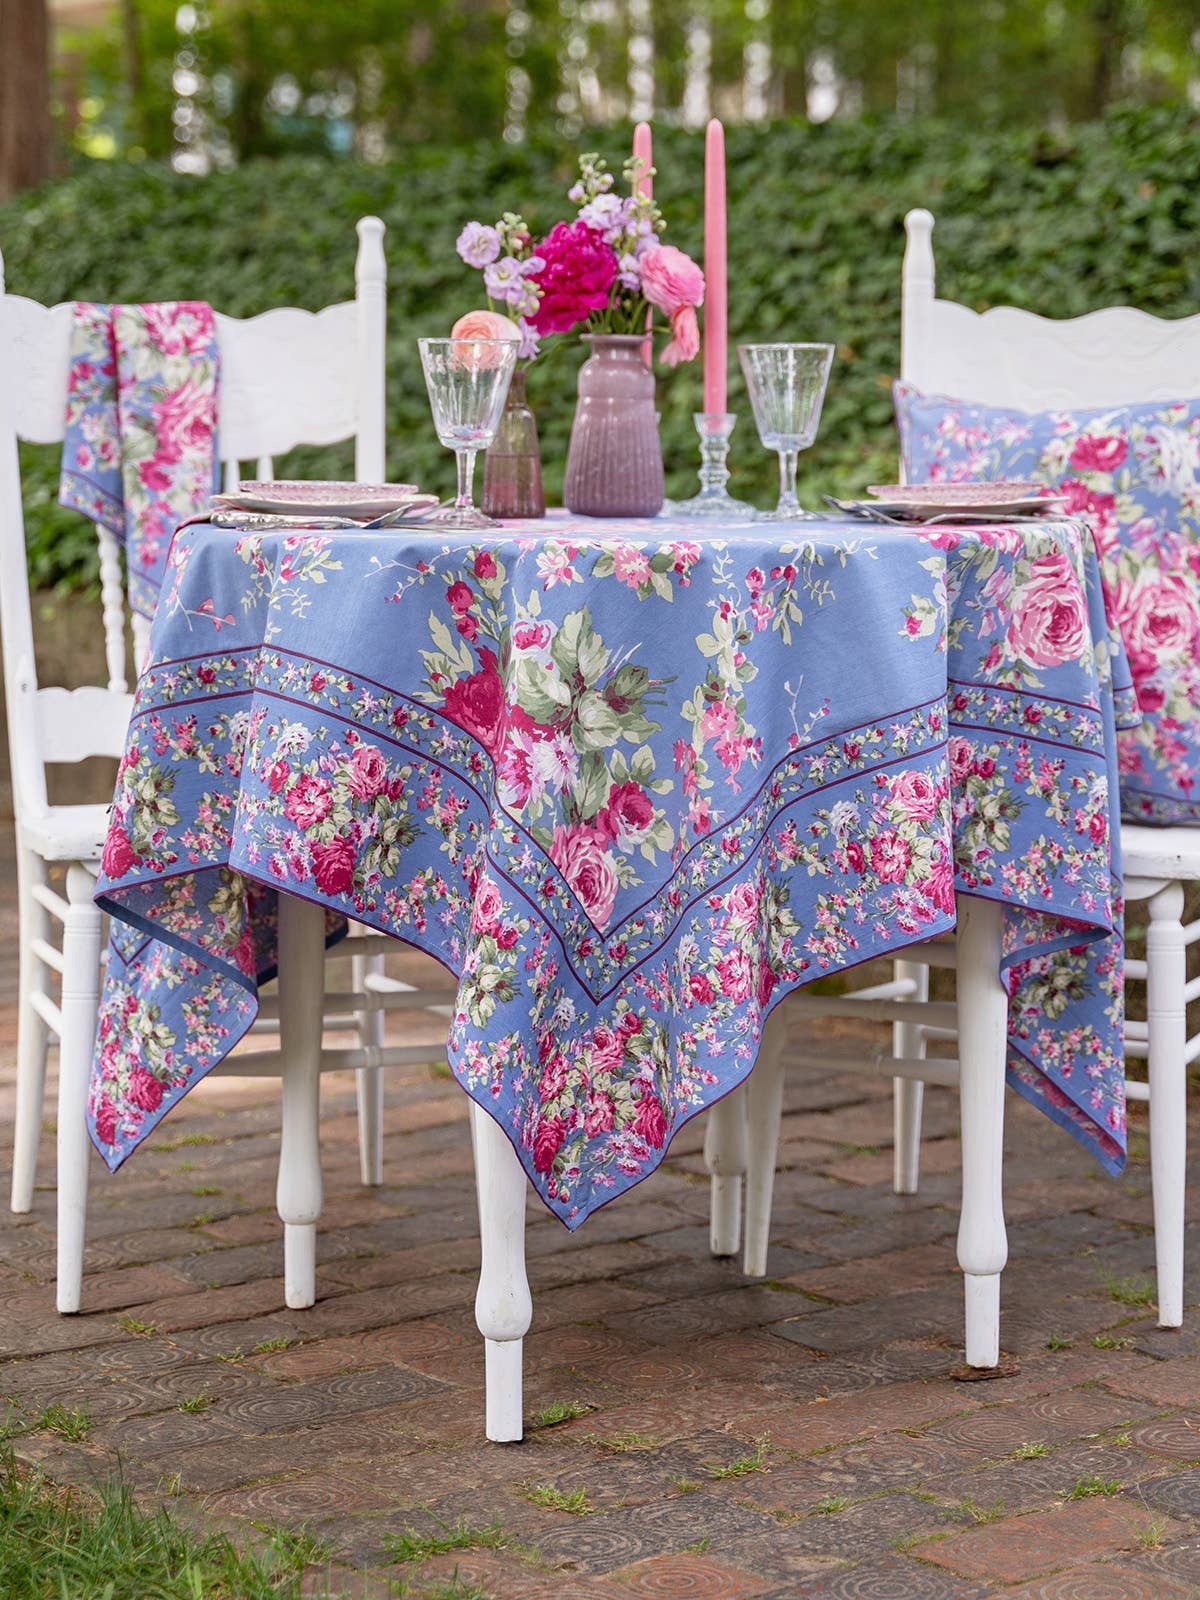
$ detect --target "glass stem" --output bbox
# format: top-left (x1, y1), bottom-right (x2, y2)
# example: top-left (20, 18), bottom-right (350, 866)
top-left (455, 449), bottom-right (477, 512)
top-left (777, 448), bottom-right (801, 514)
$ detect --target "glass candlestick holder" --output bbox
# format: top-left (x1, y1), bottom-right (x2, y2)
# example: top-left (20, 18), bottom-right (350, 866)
top-left (662, 412), bottom-right (755, 521)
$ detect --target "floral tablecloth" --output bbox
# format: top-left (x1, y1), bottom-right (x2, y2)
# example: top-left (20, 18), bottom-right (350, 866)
top-left (92, 513), bottom-right (1137, 1225)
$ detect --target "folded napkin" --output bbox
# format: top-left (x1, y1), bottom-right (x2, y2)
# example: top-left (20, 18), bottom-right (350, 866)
top-left (59, 302), bottom-right (220, 621)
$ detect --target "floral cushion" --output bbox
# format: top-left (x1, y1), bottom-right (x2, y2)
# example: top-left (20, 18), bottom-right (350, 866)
top-left (896, 382), bottom-right (1200, 824)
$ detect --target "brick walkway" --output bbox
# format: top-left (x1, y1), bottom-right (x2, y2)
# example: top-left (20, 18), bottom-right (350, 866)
top-left (1, 857), bottom-right (1198, 1596)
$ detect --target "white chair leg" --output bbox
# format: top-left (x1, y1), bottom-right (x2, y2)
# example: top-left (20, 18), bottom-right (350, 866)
top-left (893, 958), bottom-right (928, 1194)
top-left (276, 893), bottom-right (327, 1310)
top-left (704, 1084), bottom-right (749, 1256)
top-left (1146, 881), bottom-right (1186, 1329)
top-left (12, 848), bottom-right (51, 1213)
top-left (955, 894), bottom-right (1008, 1367)
top-left (470, 1101), bottom-right (531, 1443)
top-left (56, 865), bottom-right (102, 1315)
top-left (743, 1008), bottom-right (788, 1278)
top-left (352, 945), bottom-right (384, 1186)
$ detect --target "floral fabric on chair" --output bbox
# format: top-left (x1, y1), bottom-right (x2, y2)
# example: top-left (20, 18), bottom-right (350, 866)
top-left (896, 382), bottom-right (1200, 824)
top-left (59, 302), bottom-right (220, 621)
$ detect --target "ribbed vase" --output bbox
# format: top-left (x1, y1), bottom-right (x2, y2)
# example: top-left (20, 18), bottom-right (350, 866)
top-left (562, 334), bottom-right (664, 518)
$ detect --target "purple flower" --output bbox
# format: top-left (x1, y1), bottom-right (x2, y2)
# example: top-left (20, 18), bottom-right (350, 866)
top-left (579, 193), bottom-right (624, 233)
top-left (457, 222), bottom-right (501, 269)
top-left (617, 252), bottom-right (641, 291)
top-left (483, 255), bottom-right (529, 304)
top-left (517, 318), bottom-right (540, 361)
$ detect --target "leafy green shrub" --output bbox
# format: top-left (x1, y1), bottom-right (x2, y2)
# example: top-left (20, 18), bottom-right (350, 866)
top-left (3, 104), bottom-right (1197, 588)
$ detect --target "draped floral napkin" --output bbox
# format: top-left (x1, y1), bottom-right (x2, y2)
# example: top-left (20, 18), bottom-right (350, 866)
top-left (59, 303), bottom-right (219, 621)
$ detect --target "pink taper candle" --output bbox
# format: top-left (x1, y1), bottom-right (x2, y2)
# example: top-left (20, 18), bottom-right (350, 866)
top-left (633, 121), bottom-right (653, 365)
top-left (703, 117), bottom-right (728, 414)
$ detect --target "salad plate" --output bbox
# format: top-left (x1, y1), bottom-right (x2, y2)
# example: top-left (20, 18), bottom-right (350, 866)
top-left (215, 481), bottom-right (426, 519)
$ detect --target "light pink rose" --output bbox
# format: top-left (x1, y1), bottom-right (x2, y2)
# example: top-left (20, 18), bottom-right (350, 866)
top-left (345, 743), bottom-right (389, 801)
top-left (1129, 574), bottom-right (1198, 659)
top-left (549, 824), bottom-right (619, 930)
top-left (152, 376), bottom-right (214, 466)
top-left (590, 1025), bottom-right (625, 1074)
top-left (450, 310), bottom-right (521, 370)
top-left (472, 876), bottom-right (504, 936)
top-left (1006, 550), bottom-right (1088, 667)
top-left (639, 245), bottom-right (705, 314)
top-left (890, 769), bottom-right (939, 823)
top-left (948, 736), bottom-right (974, 785)
top-left (285, 773), bottom-right (333, 828)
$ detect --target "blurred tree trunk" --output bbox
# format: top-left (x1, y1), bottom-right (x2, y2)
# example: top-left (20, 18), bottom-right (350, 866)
top-left (121, 0), bottom-right (151, 150)
top-left (0, 0), bottom-right (53, 200)
top-left (1089, 0), bottom-right (1125, 115)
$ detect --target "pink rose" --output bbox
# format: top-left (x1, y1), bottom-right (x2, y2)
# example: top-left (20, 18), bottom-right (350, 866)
top-left (93, 1098), bottom-right (119, 1144)
top-left (346, 743), bottom-right (389, 801)
top-left (265, 759), bottom-right (290, 794)
top-left (446, 581), bottom-right (474, 615)
top-left (443, 653), bottom-right (506, 757)
top-left (890, 769), bottom-right (939, 823)
top-left (285, 773), bottom-right (333, 828)
top-left (101, 824), bottom-right (137, 880)
top-left (844, 839), bottom-right (866, 873)
top-left (529, 221), bottom-right (617, 336)
top-left (152, 376), bottom-right (214, 466)
top-left (948, 737), bottom-right (974, 785)
top-left (661, 306), bottom-right (700, 368)
top-left (925, 854), bottom-right (956, 915)
top-left (1130, 574), bottom-right (1198, 659)
top-left (634, 1091), bottom-right (668, 1149)
top-left (549, 824), bottom-right (619, 930)
top-left (590, 1025), bottom-right (625, 1074)
top-left (639, 245), bottom-right (705, 314)
top-left (513, 619), bottom-right (551, 653)
top-left (451, 309), bottom-right (521, 371)
top-left (1069, 434), bottom-right (1127, 474)
top-left (599, 781), bottom-right (654, 848)
top-left (539, 1053), bottom-right (567, 1101)
top-left (472, 877), bottom-right (504, 936)
top-left (689, 972), bottom-right (716, 1004)
top-left (533, 1113), bottom-right (566, 1173)
top-left (584, 1091), bottom-right (615, 1136)
top-left (716, 949), bottom-right (753, 1001)
top-left (871, 831), bottom-right (912, 884)
top-left (311, 836), bottom-right (355, 896)
top-left (474, 551), bottom-right (498, 580)
top-left (127, 1067), bottom-right (164, 1112)
top-left (1006, 551), bottom-right (1088, 667)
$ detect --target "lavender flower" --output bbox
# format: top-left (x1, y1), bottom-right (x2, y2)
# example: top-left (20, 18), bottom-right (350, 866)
top-left (457, 222), bottom-right (501, 269)
top-left (483, 255), bottom-right (529, 304)
top-left (578, 193), bottom-right (624, 233)
top-left (617, 252), bottom-right (641, 291)
top-left (517, 318), bottom-right (540, 361)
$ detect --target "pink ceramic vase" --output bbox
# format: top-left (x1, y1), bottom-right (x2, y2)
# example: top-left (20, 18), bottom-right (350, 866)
top-left (562, 334), bottom-right (664, 518)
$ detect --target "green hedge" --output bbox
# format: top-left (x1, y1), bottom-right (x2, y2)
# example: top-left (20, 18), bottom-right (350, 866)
top-left (3, 104), bottom-right (1198, 588)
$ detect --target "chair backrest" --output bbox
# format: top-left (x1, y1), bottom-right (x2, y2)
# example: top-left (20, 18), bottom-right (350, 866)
top-left (900, 207), bottom-right (1200, 410)
top-left (0, 217), bottom-right (386, 826)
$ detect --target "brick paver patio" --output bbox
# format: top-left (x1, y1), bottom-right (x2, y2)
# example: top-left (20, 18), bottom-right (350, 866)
top-left (0, 842), bottom-right (1197, 1596)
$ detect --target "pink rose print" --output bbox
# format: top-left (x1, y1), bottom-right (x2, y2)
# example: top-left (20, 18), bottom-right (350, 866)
top-left (634, 1091), bottom-right (668, 1148)
top-left (474, 551), bottom-right (498, 580)
top-left (549, 823), bottom-right (619, 930)
top-left (689, 973), bottom-right (716, 1004)
top-left (1130, 574), bottom-right (1197, 658)
top-left (512, 619), bottom-right (551, 653)
top-left (597, 781), bottom-right (654, 849)
top-left (152, 376), bottom-right (214, 465)
top-left (870, 831), bottom-right (912, 884)
top-left (948, 736), bottom-right (974, 785)
top-left (584, 1091), bottom-right (615, 1135)
top-left (1006, 550), bottom-right (1087, 667)
top-left (472, 877), bottom-right (504, 936)
top-left (716, 949), bottom-right (753, 1001)
top-left (890, 769), bottom-right (940, 823)
top-left (311, 836), bottom-right (355, 896)
top-left (101, 824), bottom-right (138, 879)
top-left (346, 743), bottom-right (389, 801)
top-left (442, 651), bottom-right (506, 758)
top-left (285, 774), bottom-right (333, 828)
top-left (1069, 434), bottom-right (1126, 474)
top-left (590, 1024), bottom-right (625, 1073)
top-left (127, 1067), bottom-right (164, 1112)
top-left (93, 1097), bottom-right (119, 1144)
top-left (446, 581), bottom-right (474, 614)
top-left (533, 1113), bottom-right (567, 1172)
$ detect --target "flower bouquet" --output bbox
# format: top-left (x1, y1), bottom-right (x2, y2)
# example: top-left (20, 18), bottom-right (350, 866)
top-left (454, 152), bottom-right (705, 519)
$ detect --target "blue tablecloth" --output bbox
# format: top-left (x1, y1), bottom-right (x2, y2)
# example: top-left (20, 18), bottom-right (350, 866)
top-left (91, 513), bottom-right (1136, 1225)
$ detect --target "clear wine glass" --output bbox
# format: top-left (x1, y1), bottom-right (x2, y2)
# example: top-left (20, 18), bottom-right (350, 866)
top-left (417, 337), bottom-right (518, 529)
top-left (737, 343), bottom-right (835, 520)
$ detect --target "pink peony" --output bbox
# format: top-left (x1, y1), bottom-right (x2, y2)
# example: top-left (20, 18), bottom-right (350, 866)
top-left (311, 836), bottom-right (355, 896)
top-left (101, 824), bottom-right (137, 880)
top-left (661, 306), bottom-right (700, 368)
top-left (345, 743), bottom-right (389, 801)
top-left (1006, 550), bottom-right (1088, 667)
top-left (529, 221), bottom-right (617, 336)
top-left (285, 773), bottom-right (333, 828)
top-left (1069, 434), bottom-right (1127, 474)
top-left (549, 823), bottom-right (619, 929)
top-left (639, 245), bottom-right (705, 314)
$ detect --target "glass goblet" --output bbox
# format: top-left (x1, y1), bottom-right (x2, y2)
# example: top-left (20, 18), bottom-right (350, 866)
top-left (417, 337), bottom-right (518, 529)
top-left (737, 343), bottom-right (835, 521)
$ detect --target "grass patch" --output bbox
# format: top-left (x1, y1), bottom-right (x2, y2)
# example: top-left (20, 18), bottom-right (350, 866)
top-left (1012, 1442), bottom-right (1048, 1460)
top-left (1045, 1333), bottom-right (1074, 1351)
top-left (149, 1132), bottom-right (215, 1151)
top-left (0, 1450), bottom-right (345, 1598)
top-left (252, 1338), bottom-right (295, 1355)
top-left (177, 1393), bottom-right (211, 1415)
top-left (383, 1516), bottom-right (521, 1565)
top-left (1137, 1514), bottom-right (1170, 1550)
top-left (191, 1184), bottom-right (223, 1197)
top-left (708, 1439), bottom-right (770, 1480)
top-left (954, 1497), bottom-right (1006, 1524)
top-left (32, 1404), bottom-right (90, 1443)
top-left (594, 1429), bottom-right (659, 1453)
top-left (1068, 1474), bottom-right (1121, 1499)
top-left (116, 1317), bottom-right (158, 1337)
top-left (523, 1484), bottom-right (592, 1515)
top-left (1103, 1274), bottom-right (1156, 1308)
top-left (529, 1399), bottom-right (592, 1430)
top-left (1092, 1335), bottom-right (1136, 1351)
top-left (673, 1477), bottom-right (702, 1493)
top-left (814, 1495), bottom-right (848, 1515)
top-left (188, 1213), bottom-right (217, 1229)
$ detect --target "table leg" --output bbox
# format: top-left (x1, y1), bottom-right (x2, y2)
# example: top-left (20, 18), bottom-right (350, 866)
top-left (56, 865), bottom-right (102, 1315)
top-left (471, 1101), bottom-right (531, 1443)
top-left (277, 893), bottom-right (327, 1310)
top-left (743, 1008), bottom-right (788, 1278)
top-left (955, 894), bottom-right (1008, 1368)
top-left (704, 1084), bottom-right (748, 1257)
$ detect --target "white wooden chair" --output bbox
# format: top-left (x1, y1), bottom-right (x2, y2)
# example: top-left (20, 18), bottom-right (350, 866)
top-left (885, 207), bottom-right (1200, 1330)
top-left (0, 220), bottom-right (456, 1316)
top-left (700, 211), bottom-right (1200, 1351)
